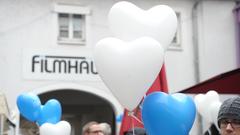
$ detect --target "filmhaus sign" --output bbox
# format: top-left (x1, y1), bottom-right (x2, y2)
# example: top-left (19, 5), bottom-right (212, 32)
top-left (32, 55), bottom-right (97, 74)
top-left (23, 49), bottom-right (101, 81)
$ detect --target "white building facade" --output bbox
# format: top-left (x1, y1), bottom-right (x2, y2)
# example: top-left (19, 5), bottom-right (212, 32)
top-left (0, 0), bottom-right (239, 134)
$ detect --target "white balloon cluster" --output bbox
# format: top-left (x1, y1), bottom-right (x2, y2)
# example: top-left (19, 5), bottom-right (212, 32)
top-left (40, 121), bottom-right (71, 135)
top-left (94, 1), bottom-right (177, 111)
top-left (194, 91), bottom-right (222, 126)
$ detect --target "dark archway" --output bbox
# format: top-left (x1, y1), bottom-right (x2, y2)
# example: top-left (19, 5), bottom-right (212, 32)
top-left (19, 89), bottom-right (116, 135)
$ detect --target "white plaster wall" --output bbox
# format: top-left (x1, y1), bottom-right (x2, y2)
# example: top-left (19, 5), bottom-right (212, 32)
top-left (164, 0), bottom-right (196, 93)
top-left (0, 0), bottom-right (56, 109)
top-left (0, 0), bottom-right (197, 112)
top-left (197, 1), bottom-right (238, 81)
top-left (0, 0), bottom-right (117, 116)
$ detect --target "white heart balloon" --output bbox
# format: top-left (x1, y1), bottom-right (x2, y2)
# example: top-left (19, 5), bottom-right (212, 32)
top-left (108, 1), bottom-right (178, 50)
top-left (94, 37), bottom-right (164, 111)
top-left (194, 94), bottom-right (205, 113)
top-left (203, 91), bottom-right (220, 122)
top-left (40, 121), bottom-right (71, 135)
top-left (194, 90), bottom-right (221, 123)
top-left (210, 101), bottom-right (222, 127)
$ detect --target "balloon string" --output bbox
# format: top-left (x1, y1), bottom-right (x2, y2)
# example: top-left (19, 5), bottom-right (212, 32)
top-left (129, 112), bottom-right (144, 125)
top-left (131, 116), bottom-right (135, 135)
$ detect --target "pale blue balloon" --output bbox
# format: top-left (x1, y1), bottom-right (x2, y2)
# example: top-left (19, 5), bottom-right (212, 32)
top-left (116, 114), bottom-right (123, 123)
top-left (36, 99), bottom-right (62, 126)
top-left (142, 92), bottom-right (196, 135)
top-left (17, 93), bottom-right (41, 122)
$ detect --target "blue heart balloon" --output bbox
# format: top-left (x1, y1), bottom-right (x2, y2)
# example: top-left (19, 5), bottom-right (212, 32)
top-left (17, 93), bottom-right (41, 122)
top-left (142, 92), bottom-right (196, 135)
top-left (36, 99), bottom-right (62, 126)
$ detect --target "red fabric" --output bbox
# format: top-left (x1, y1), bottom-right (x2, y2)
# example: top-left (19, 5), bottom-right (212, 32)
top-left (119, 65), bottom-right (169, 135)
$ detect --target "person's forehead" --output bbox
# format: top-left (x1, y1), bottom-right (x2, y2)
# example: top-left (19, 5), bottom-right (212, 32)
top-left (89, 124), bottom-right (102, 131)
top-left (221, 118), bottom-right (240, 122)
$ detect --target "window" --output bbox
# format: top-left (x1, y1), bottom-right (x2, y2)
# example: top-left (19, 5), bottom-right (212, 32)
top-left (58, 13), bottom-right (85, 44)
top-left (54, 4), bottom-right (90, 45)
top-left (168, 12), bottom-right (181, 50)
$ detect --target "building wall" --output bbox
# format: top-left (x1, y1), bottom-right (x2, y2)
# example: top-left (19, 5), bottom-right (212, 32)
top-left (0, 0), bottom-right (238, 134)
top-left (197, 0), bottom-right (238, 81)
top-left (164, 0), bottom-right (196, 93)
top-left (0, 0), bottom-right (198, 112)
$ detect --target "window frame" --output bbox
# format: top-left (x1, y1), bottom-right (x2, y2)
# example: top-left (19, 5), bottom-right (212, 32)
top-left (168, 11), bottom-right (182, 51)
top-left (54, 3), bottom-right (90, 45)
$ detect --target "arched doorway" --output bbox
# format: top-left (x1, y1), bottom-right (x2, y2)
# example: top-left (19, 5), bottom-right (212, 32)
top-left (40, 89), bottom-right (116, 135)
top-left (19, 87), bottom-right (120, 135)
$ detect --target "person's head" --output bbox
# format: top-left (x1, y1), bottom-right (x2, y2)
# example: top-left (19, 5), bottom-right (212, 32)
top-left (82, 121), bottom-right (104, 135)
top-left (99, 122), bottom-right (111, 135)
top-left (217, 96), bottom-right (240, 135)
top-left (124, 127), bottom-right (146, 135)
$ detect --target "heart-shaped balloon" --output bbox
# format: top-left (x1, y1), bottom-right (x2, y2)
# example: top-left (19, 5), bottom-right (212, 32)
top-left (209, 101), bottom-right (222, 127)
top-left (194, 90), bottom-right (220, 123)
top-left (142, 92), bottom-right (196, 135)
top-left (108, 1), bottom-right (177, 50)
top-left (17, 93), bottom-right (41, 122)
top-left (36, 99), bottom-right (62, 126)
top-left (40, 121), bottom-right (71, 135)
top-left (94, 37), bottom-right (164, 111)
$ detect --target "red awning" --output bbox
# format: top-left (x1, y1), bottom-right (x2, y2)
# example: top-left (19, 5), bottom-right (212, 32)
top-left (180, 68), bottom-right (240, 94)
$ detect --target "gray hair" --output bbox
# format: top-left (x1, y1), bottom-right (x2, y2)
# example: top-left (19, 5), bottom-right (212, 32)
top-left (99, 122), bottom-right (111, 135)
top-left (82, 121), bottom-right (99, 135)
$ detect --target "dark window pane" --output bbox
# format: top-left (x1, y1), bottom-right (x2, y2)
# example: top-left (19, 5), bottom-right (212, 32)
top-left (73, 31), bottom-right (82, 38)
top-left (60, 30), bottom-right (69, 38)
top-left (59, 13), bottom-right (69, 38)
top-left (73, 14), bottom-right (83, 39)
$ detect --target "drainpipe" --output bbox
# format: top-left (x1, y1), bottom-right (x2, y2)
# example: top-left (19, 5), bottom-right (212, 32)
top-left (192, 0), bottom-right (202, 86)
top-left (192, 1), bottom-right (203, 134)
top-left (233, 2), bottom-right (240, 67)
